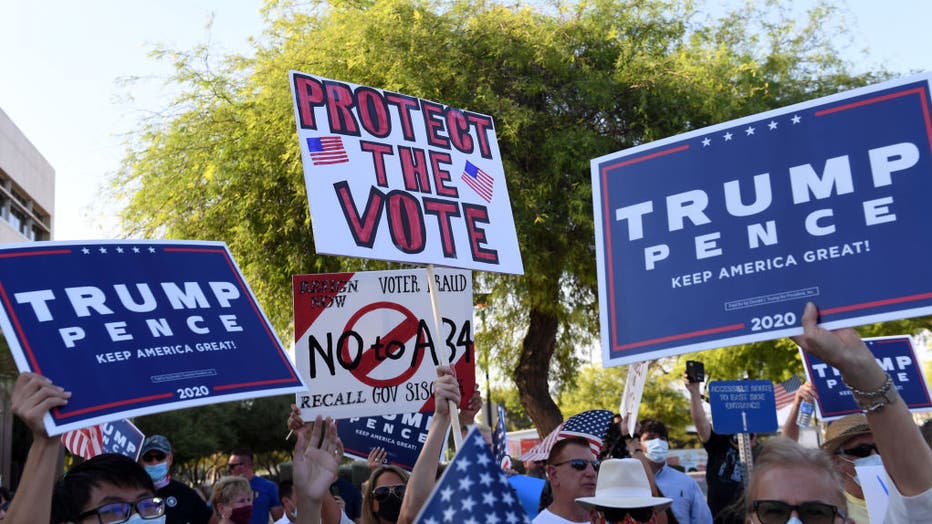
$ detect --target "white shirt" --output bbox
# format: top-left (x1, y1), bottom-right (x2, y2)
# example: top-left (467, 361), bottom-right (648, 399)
top-left (884, 484), bottom-right (932, 523)
top-left (531, 508), bottom-right (589, 524)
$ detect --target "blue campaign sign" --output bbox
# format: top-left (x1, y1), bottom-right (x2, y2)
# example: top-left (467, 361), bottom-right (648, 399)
top-left (708, 380), bottom-right (778, 434)
top-left (338, 412), bottom-right (434, 471)
top-left (801, 335), bottom-right (932, 421)
top-left (0, 240), bottom-right (306, 436)
top-left (592, 72), bottom-right (932, 365)
top-left (101, 419), bottom-right (146, 460)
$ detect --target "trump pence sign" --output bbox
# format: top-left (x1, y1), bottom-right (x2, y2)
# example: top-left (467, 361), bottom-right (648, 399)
top-left (593, 72), bottom-right (932, 365)
top-left (289, 71), bottom-right (523, 275)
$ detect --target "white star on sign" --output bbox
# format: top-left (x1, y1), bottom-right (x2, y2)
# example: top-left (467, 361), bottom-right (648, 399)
top-left (702, 137), bottom-right (711, 147)
top-left (462, 496), bottom-right (476, 512)
top-left (455, 457), bottom-right (471, 472)
top-left (458, 476), bottom-right (474, 491)
top-left (116, 247), bottom-right (124, 253)
top-left (745, 126), bottom-right (755, 135)
top-left (479, 472), bottom-right (493, 486)
top-left (82, 247), bottom-right (90, 254)
top-left (98, 247), bottom-right (107, 254)
top-left (148, 247), bottom-right (156, 253)
top-left (443, 508), bottom-right (455, 522)
top-left (476, 453), bottom-right (490, 467)
top-left (723, 132), bottom-right (733, 141)
top-left (440, 487), bottom-right (454, 502)
top-left (768, 120), bottom-right (778, 130)
top-left (483, 492), bottom-right (496, 506)
top-left (792, 114), bottom-right (801, 124)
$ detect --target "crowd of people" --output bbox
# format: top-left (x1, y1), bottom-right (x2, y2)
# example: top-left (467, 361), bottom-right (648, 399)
top-left (3, 302), bottom-right (932, 523)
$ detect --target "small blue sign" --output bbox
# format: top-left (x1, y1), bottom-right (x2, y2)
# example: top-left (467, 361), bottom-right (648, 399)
top-left (593, 73), bottom-right (932, 365)
top-left (101, 419), bottom-right (146, 460)
top-left (338, 411), bottom-right (435, 471)
top-left (802, 335), bottom-right (932, 421)
top-left (708, 380), bottom-right (778, 434)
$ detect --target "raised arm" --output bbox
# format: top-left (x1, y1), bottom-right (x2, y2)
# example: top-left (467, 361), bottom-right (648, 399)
top-left (793, 302), bottom-right (932, 496)
top-left (5, 372), bottom-right (70, 524)
top-left (397, 365), bottom-right (461, 524)
top-left (684, 374), bottom-right (711, 443)
top-left (780, 381), bottom-right (817, 442)
top-left (289, 409), bottom-right (341, 524)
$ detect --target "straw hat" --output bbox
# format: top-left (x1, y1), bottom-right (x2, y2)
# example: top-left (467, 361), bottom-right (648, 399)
top-left (576, 459), bottom-right (672, 510)
top-left (821, 413), bottom-right (871, 454)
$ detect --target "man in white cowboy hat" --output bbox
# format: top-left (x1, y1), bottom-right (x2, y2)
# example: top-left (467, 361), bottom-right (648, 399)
top-left (576, 458), bottom-right (673, 524)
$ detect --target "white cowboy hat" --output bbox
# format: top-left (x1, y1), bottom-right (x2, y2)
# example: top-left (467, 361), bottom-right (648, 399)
top-left (576, 458), bottom-right (673, 510)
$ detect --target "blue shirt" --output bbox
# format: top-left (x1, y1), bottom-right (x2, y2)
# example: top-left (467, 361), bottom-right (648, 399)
top-left (654, 464), bottom-right (713, 524)
top-left (249, 475), bottom-right (281, 524)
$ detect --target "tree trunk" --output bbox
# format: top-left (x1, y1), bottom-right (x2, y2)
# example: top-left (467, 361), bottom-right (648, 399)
top-left (515, 307), bottom-right (564, 438)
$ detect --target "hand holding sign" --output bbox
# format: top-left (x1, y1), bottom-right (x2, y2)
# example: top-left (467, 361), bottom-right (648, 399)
top-left (11, 373), bottom-right (70, 438)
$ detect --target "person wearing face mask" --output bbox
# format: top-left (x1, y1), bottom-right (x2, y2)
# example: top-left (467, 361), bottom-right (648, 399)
top-left (361, 465), bottom-right (409, 524)
top-left (212, 476), bottom-right (254, 524)
top-left (638, 419), bottom-right (712, 524)
top-left (138, 435), bottom-right (213, 524)
top-left (818, 414), bottom-right (878, 523)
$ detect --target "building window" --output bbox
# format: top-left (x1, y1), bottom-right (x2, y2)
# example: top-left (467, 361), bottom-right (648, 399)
top-left (8, 207), bottom-right (24, 232)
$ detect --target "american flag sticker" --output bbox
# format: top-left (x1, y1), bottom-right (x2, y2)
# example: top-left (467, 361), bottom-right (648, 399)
top-left (461, 161), bottom-right (494, 202)
top-left (306, 136), bottom-right (349, 165)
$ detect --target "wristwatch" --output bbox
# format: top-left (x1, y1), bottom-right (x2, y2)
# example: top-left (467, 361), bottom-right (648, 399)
top-left (845, 373), bottom-right (899, 413)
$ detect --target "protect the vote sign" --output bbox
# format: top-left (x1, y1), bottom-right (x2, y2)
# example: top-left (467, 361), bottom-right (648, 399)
top-left (801, 335), bottom-right (932, 421)
top-left (293, 267), bottom-right (475, 420)
top-left (0, 240), bottom-right (305, 436)
top-left (593, 72), bottom-right (932, 366)
top-left (289, 71), bottom-right (523, 275)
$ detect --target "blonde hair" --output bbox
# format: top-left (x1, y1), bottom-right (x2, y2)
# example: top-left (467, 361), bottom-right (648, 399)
top-left (210, 476), bottom-right (251, 515)
top-left (360, 465), bottom-right (409, 524)
top-left (744, 438), bottom-right (845, 514)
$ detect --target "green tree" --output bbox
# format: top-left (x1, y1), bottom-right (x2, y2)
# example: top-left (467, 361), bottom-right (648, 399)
top-left (113, 0), bottom-right (877, 438)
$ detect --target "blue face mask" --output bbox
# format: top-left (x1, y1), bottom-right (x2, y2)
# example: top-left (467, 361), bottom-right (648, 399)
top-left (125, 514), bottom-right (166, 524)
top-left (643, 438), bottom-right (669, 464)
top-left (144, 462), bottom-right (169, 483)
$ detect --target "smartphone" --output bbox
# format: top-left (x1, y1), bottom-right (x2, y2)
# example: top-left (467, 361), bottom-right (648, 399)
top-left (686, 360), bottom-right (705, 383)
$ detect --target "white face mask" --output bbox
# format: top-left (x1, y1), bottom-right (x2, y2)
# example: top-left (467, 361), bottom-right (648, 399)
top-left (785, 517), bottom-right (803, 524)
top-left (643, 438), bottom-right (669, 464)
top-left (844, 453), bottom-right (883, 486)
top-left (125, 514), bottom-right (166, 524)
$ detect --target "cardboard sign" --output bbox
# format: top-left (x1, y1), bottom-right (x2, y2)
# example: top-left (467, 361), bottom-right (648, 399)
top-left (289, 71), bottom-right (523, 275)
top-left (801, 335), bottom-right (932, 421)
top-left (708, 380), bottom-right (778, 434)
top-left (0, 240), bottom-right (305, 436)
top-left (338, 412), bottom-right (434, 471)
top-left (592, 72), bottom-right (932, 365)
top-left (293, 267), bottom-right (475, 420)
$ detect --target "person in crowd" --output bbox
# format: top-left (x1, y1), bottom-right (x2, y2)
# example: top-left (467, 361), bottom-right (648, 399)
top-left (599, 414), bottom-right (632, 461)
top-left (779, 382), bottom-right (818, 442)
top-left (816, 413), bottom-right (876, 523)
top-left (138, 434), bottom-right (213, 524)
top-left (360, 465), bottom-right (409, 524)
top-left (575, 458), bottom-right (673, 524)
top-left (212, 476), bottom-right (254, 524)
top-left (743, 437), bottom-right (847, 524)
top-left (792, 302), bottom-right (932, 521)
top-left (227, 448), bottom-right (284, 524)
top-left (685, 374), bottom-right (757, 524)
top-left (638, 418), bottom-right (712, 524)
top-left (533, 436), bottom-right (599, 524)
top-left (329, 476), bottom-right (361, 523)
top-left (276, 480), bottom-right (298, 524)
top-left (367, 447), bottom-right (388, 472)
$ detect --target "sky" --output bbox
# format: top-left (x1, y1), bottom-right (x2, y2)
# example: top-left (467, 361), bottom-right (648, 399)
top-left (1, 1), bottom-right (932, 241)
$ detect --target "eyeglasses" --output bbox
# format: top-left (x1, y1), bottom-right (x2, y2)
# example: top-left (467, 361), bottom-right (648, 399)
top-left (551, 459), bottom-right (601, 472)
top-left (75, 496), bottom-right (165, 524)
top-left (372, 484), bottom-right (406, 502)
top-left (227, 461), bottom-right (246, 471)
top-left (141, 451), bottom-right (166, 463)
top-left (837, 443), bottom-right (878, 458)
top-left (752, 500), bottom-right (844, 524)
top-left (601, 506), bottom-right (655, 523)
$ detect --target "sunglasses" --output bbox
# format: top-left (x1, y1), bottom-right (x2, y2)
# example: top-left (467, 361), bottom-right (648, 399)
top-left (551, 459), bottom-right (601, 472)
top-left (601, 506), bottom-right (654, 523)
top-left (226, 461), bottom-right (246, 471)
top-left (752, 500), bottom-right (843, 524)
top-left (372, 484), bottom-right (405, 502)
top-left (141, 451), bottom-right (166, 463)
top-left (837, 443), bottom-right (878, 458)
top-left (75, 496), bottom-right (165, 524)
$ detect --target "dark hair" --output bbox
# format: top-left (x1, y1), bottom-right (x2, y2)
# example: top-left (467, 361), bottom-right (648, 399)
top-left (599, 418), bottom-right (630, 460)
top-left (230, 448), bottom-right (254, 463)
top-left (52, 453), bottom-right (155, 523)
top-left (278, 480), bottom-right (294, 501)
top-left (547, 437), bottom-right (592, 464)
top-left (639, 418), bottom-right (669, 440)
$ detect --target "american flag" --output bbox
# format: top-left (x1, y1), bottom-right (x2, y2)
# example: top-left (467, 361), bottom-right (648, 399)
top-left (306, 136), bottom-right (349, 165)
top-left (61, 424), bottom-right (105, 459)
top-left (460, 161), bottom-right (494, 202)
top-left (517, 422), bottom-right (563, 462)
top-left (558, 409), bottom-right (614, 457)
top-left (774, 375), bottom-right (803, 410)
top-left (492, 405), bottom-right (511, 470)
top-left (414, 428), bottom-right (529, 524)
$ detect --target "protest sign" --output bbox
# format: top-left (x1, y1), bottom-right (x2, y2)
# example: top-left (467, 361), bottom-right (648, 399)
top-left (63, 419), bottom-right (146, 460)
top-left (293, 267), bottom-right (475, 420)
top-left (289, 71), bottom-right (523, 275)
top-left (338, 412), bottom-right (433, 471)
top-left (801, 335), bottom-right (932, 420)
top-left (592, 72), bottom-right (932, 365)
top-left (856, 464), bottom-right (891, 524)
top-left (0, 240), bottom-right (305, 436)
top-left (708, 380), bottom-right (778, 434)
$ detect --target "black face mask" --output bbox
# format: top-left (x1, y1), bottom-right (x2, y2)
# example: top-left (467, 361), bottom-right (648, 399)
top-left (374, 494), bottom-right (402, 522)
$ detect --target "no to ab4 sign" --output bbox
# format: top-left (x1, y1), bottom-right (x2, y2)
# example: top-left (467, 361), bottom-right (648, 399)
top-left (293, 267), bottom-right (475, 420)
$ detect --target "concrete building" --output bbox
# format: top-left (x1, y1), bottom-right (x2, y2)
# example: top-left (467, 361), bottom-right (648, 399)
top-left (0, 105), bottom-right (55, 490)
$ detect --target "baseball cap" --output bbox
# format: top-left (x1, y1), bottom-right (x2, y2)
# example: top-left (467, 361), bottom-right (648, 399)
top-left (140, 435), bottom-right (172, 456)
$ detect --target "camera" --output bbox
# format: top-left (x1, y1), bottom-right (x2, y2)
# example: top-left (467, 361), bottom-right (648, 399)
top-left (686, 360), bottom-right (705, 383)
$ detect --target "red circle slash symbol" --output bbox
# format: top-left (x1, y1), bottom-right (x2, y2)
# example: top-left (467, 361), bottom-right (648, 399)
top-left (341, 301), bottom-right (426, 388)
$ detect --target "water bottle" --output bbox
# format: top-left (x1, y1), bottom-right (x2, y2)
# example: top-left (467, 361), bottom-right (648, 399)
top-left (796, 399), bottom-right (814, 428)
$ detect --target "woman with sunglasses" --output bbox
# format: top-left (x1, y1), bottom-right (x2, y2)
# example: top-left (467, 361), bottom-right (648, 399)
top-left (360, 465), bottom-right (409, 524)
top-left (575, 458), bottom-right (673, 524)
top-left (211, 477), bottom-right (253, 524)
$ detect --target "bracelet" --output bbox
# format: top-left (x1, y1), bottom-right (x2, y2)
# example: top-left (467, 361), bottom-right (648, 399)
top-left (843, 373), bottom-right (892, 399)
